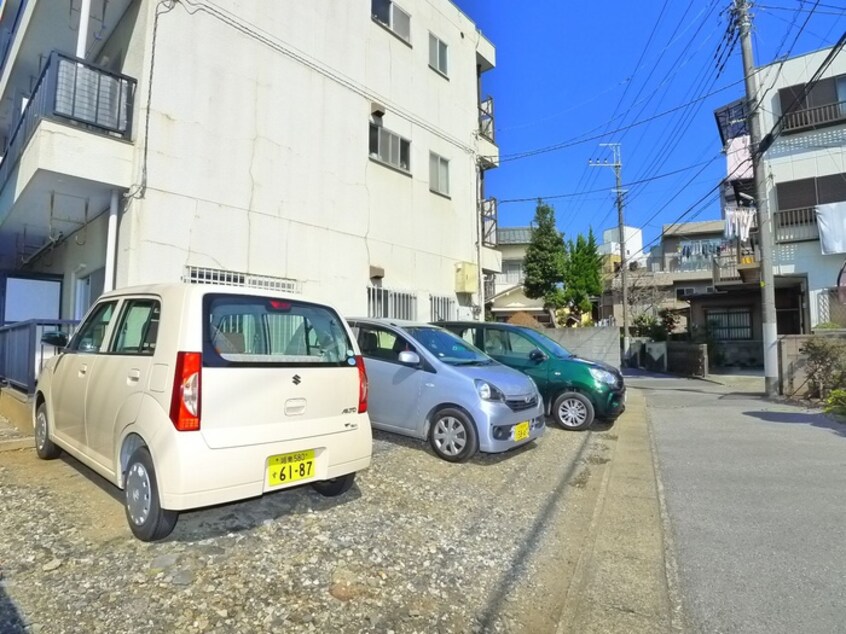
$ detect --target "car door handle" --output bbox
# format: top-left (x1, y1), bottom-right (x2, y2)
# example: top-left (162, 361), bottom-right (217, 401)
top-left (78, 364), bottom-right (88, 377)
top-left (127, 369), bottom-right (141, 382)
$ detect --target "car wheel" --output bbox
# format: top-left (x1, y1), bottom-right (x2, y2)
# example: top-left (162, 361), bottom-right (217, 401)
top-left (429, 408), bottom-right (478, 462)
top-left (34, 402), bottom-right (62, 460)
top-left (312, 472), bottom-right (356, 497)
top-left (124, 447), bottom-right (178, 542)
top-left (552, 392), bottom-right (595, 431)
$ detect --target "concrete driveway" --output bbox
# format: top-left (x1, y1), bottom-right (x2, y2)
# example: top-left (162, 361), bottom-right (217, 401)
top-left (631, 371), bottom-right (846, 634)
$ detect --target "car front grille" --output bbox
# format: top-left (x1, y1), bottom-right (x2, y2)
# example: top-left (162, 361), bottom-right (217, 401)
top-left (505, 394), bottom-right (539, 412)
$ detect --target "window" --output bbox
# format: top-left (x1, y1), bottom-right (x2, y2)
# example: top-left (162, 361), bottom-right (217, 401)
top-left (370, 124), bottom-right (410, 172)
top-left (367, 286), bottom-right (417, 320)
top-left (776, 174), bottom-right (846, 210)
top-left (502, 260), bottom-right (524, 285)
top-left (705, 308), bottom-right (752, 341)
top-left (371, 0), bottom-right (410, 43)
top-left (204, 294), bottom-right (354, 366)
top-left (483, 329), bottom-right (536, 359)
top-left (429, 294), bottom-right (456, 321)
top-left (112, 299), bottom-right (160, 355)
top-left (428, 33), bottom-right (448, 76)
top-left (69, 301), bottom-right (117, 353)
top-left (353, 323), bottom-right (415, 363)
top-left (429, 152), bottom-right (449, 195)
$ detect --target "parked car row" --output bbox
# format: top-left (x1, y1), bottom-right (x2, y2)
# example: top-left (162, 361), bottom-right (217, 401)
top-left (33, 284), bottom-right (625, 541)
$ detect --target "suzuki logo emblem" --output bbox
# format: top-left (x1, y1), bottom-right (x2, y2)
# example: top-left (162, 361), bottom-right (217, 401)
top-left (292, 374), bottom-right (302, 385)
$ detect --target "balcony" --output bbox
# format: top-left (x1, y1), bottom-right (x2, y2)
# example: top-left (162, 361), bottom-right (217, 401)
top-left (481, 197), bottom-right (497, 247)
top-left (478, 96), bottom-right (498, 169)
top-left (713, 248), bottom-right (760, 287)
top-left (774, 207), bottom-right (819, 243)
top-left (782, 101), bottom-right (846, 134)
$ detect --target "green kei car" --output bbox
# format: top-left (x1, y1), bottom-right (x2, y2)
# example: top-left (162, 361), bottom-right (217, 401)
top-left (436, 322), bottom-right (626, 431)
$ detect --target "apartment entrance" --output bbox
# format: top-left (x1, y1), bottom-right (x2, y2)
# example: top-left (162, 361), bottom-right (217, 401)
top-left (775, 277), bottom-right (806, 335)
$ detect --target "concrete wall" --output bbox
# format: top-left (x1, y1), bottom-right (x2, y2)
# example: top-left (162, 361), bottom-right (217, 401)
top-left (778, 332), bottom-right (846, 398)
top-left (667, 342), bottom-right (709, 377)
top-left (543, 327), bottom-right (620, 370)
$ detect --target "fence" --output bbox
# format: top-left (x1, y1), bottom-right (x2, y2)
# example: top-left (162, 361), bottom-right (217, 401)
top-left (817, 288), bottom-right (846, 327)
top-left (0, 319), bottom-right (78, 393)
top-left (778, 332), bottom-right (846, 398)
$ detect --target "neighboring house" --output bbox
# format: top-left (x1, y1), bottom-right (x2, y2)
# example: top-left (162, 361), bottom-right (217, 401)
top-left (0, 0), bottom-right (500, 328)
top-left (487, 226), bottom-right (549, 325)
top-left (695, 44), bottom-right (846, 365)
top-left (598, 225), bottom-right (647, 269)
top-left (599, 221), bottom-right (724, 330)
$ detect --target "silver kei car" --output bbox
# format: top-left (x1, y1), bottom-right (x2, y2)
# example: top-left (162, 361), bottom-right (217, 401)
top-left (347, 319), bottom-right (545, 462)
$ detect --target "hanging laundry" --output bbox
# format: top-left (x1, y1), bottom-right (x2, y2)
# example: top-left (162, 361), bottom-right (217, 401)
top-left (725, 209), bottom-right (736, 239)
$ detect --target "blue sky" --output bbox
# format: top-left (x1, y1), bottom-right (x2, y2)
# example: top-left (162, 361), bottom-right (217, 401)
top-left (452, 0), bottom-right (845, 255)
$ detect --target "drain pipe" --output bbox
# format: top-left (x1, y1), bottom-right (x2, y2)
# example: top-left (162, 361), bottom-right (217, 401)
top-left (76, 0), bottom-right (92, 58)
top-left (103, 189), bottom-right (119, 292)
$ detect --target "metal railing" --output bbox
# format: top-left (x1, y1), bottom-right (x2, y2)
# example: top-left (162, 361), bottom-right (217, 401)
top-left (479, 96), bottom-right (495, 142)
top-left (774, 206), bottom-right (819, 243)
top-left (367, 286), bottom-right (417, 320)
top-left (429, 295), bottom-right (457, 321)
top-left (0, 50), bottom-right (136, 198)
top-left (782, 101), bottom-right (846, 133)
top-left (0, 319), bottom-right (78, 393)
top-left (817, 288), bottom-right (846, 327)
top-left (0, 0), bottom-right (29, 78)
top-left (481, 197), bottom-right (497, 247)
top-left (713, 247), bottom-right (759, 285)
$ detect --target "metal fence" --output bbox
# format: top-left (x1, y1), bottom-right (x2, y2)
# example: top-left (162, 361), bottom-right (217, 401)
top-left (429, 295), bottom-right (456, 321)
top-left (774, 207), bottom-right (819, 243)
top-left (782, 101), bottom-right (846, 133)
top-left (0, 50), bottom-right (136, 199)
top-left (817, 288), bottom-right (846, 327)
top-left (0, 319), bottom-right (78, 393)
top-left (367, 286), bottom-right (417, 320)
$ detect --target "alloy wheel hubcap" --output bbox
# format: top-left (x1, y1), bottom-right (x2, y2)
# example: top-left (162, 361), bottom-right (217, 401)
top-left (126, 463), bottom-right (152, 526)
top-left (433, 416), bottom-right (467, 456)
top-left (558, 398), bottom-right (588, 428)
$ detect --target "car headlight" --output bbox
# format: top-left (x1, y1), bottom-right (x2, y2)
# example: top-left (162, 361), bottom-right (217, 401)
top-left (589, 367), bottom-right (617, 385)
top-left (475, 379), bottom-right (505, 401)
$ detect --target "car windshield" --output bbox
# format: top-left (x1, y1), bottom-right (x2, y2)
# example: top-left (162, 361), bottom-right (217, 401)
top-left (404, 326), bottom-right (493, 366)
top-left (519, 328), bottom-right (573, 359)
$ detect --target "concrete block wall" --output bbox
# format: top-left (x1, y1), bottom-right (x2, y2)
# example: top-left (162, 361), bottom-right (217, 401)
top-left (667, 342), bottom-right (709, 377)
top-left (778, 332), bottom-right (846, 398)
top-left (542, 327), bottom-right (620, 369)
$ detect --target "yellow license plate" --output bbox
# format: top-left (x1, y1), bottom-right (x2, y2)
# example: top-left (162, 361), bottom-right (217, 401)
top-left (514, 422), bottom-right (530, 441)
top-left (267, 449), bottom-right (316, 487)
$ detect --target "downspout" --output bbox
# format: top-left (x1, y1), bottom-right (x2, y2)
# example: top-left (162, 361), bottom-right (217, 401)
top-left (103, 190), bottom-right (119, 292)
top-left (76, 0), bottom-right (92, 58)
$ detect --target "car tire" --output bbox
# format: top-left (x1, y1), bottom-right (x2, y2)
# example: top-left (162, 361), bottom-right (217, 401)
top-left (312, 472), bottom-right (356, 497)
top-left (552, 392), bottom-right (595, 431)
top-left (124, 447), bottom-right (178, 542)
top-left (34, 402), bottom-right (62, 460)
top-left (429, 407), bottom-right (479, 463)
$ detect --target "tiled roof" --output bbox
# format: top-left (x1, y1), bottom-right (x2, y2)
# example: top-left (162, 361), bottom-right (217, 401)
top-left (497, 227), bottom-right (533, 244)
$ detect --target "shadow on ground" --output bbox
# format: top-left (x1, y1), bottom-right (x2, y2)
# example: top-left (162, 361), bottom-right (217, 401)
top-left (743, 410), bottom-right (846, 438)
top-left (0, 571), bottom-right (25, 634)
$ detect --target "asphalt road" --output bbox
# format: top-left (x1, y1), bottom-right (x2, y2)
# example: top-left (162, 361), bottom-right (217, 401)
top-left (630, 372), bottom-right (846, 634)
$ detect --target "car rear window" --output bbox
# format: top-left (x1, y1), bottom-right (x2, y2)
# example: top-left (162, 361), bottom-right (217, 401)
top-left (203, 294), bottom-right (355, 367)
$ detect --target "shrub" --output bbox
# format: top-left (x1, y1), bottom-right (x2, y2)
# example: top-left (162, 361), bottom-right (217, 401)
top-left (825, 389), bottom-right (846, 418)
top-left (507, 311), bottom-right (543, 329)
top-left (815, 321), bottom-right (845, 331)
top-left (801, 337), bottom-right (846, 399)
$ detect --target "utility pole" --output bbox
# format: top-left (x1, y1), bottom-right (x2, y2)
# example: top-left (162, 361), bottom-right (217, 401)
top-left (591, 143), bottom-right (630, 366)
top-left (736, 0), bottom-right (778, 396)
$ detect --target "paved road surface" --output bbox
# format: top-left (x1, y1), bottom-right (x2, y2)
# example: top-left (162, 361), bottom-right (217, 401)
top-left (631, 372), bottom-right (846, 634)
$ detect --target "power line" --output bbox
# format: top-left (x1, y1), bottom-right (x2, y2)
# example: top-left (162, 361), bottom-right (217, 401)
top-left (758, 3), bottom-right (846, 14)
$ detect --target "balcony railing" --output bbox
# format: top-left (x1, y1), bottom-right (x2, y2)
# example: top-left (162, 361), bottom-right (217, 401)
top-left (774, 206), bottom-right (819, 243)
top-left (782, 101), bottom-right (846, 134)
top-left (817, 288), bottom-right (846, 328)
top-left (479, 96), bottom-right (494, 142)
top-left (0, 50), bottom-right (136, 196)
top-left (481, 197), bottom-right (497, 247)
top-left (713, 247), bottom-right (760, 286)
top-left (0, 319), bottom-right (78, 393)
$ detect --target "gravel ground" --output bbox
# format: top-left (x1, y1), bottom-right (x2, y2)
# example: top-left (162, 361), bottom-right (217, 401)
top-left (0, 424), bottom-right (616, 634)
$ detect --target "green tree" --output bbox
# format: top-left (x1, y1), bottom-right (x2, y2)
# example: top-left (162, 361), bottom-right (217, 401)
top-left (522, 200), bottom-right (567, 310)
top-left (561, 228), bottom-right (603, 324)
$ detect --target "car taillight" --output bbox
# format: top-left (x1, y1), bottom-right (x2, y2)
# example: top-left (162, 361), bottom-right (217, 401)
top-left (355, 355), bottom-right (368, 414)
top-left (170, 351), bottom-right (202, 431)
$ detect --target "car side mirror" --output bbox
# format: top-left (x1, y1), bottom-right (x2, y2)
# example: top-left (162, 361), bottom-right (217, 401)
top-left (529, 348), bottom-right (547, 363)
top-left (41, 331), bottom-right (69, 348)
top-left (398, 351), bottom-right (420, 366)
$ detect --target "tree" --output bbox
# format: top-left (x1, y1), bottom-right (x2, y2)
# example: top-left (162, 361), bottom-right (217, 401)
top-left (523, 200), bottom-right (567, 311)
top-left (561, 228), bottom-right (603, 325)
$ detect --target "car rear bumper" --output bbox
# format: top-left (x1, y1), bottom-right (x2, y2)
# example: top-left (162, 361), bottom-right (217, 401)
top-left (152, 422), bottom-right (372, 510)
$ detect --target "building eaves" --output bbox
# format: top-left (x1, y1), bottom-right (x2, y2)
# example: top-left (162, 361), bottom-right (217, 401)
top-left (662, 219), bottom-right (725, 237)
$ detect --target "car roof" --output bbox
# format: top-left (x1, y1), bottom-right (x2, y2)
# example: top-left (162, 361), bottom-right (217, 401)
top-left (349, 317), bottom-right (443, 330)
top-left (438, 320), bottom-right (525, 330)
top-left (97, 282), bottom-right (334, 309)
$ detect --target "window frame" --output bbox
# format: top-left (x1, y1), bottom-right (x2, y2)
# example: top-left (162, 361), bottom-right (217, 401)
top-left (67, 300), bottom-right (118, 353)
top-left (110, 298), bottom-right (161, 356)
top-left (370, 123), bottom-right (411, 174)
top-left (705, 307), bottom-right (753, 341)
top-left (371, 0), bottom-right (411, 45)
top-left (429, 151), bottom-right (450, 196)
top-left (428, 33), bottom-right (448, 77)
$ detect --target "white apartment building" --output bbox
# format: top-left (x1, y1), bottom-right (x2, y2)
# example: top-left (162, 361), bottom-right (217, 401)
top-left (0, 0), bottom-right (501, 326)
top-left (710, 45), bottom-right (846, 338)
